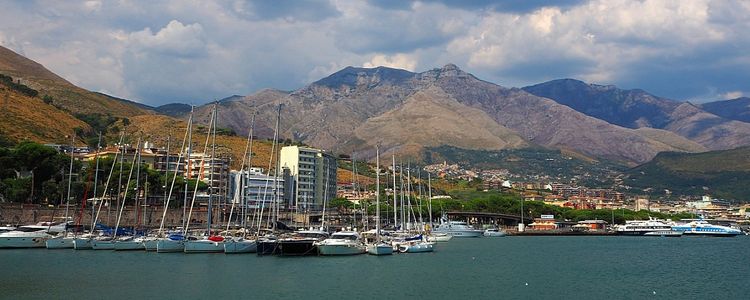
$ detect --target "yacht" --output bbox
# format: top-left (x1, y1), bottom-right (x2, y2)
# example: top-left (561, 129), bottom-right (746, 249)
top-left (276, 230), bottom-right (329, 256)
top-left (224, 237), bottom-right (257, 254)
top-left (156, 233), bottom-right (186, 253)
top-left (397, 240), bottom-right (436, 253)
top-left (0, 226), bottom-right (53, 248)
top-left (483, 228), bottom-right (507, 237)
top-left (184, 235), bottom-right (225, 253)
top-left (316, 232), bottom-right (366, 256)
top-left (72, 234), bottom-right (96, 250)
top-left (614, 218), bottom-right (674, 235)
top-left (672, 220), bottom-right (742, 237)
top-left (90, 236), bottom-right (115, 250)
top-left (426, 232), bottom-right (453, 242)
top-left (432, 220), bottom-right (483, 237)
top-left (45, 233), bottom-right (75, 249)
top-left (142, 236), bottom-right (159, 251)
top-left (113, 236), bottom-right (146, 251)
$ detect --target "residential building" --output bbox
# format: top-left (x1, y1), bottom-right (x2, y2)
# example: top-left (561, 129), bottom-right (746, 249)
top-left (279, 146), bottom-right (337, 211)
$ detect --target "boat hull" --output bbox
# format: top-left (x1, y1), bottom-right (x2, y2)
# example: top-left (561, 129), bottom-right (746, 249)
top-left (143, 238), bottom-right (158, 251)
top-left (277, 239), bottom-right (318, 256)
top-left (156, 239), bottom-right (184, 253)
top-left (224, 240), bottom-right (257, 254)
top-left (0, 237), bottom-right (48, 248)
top-left (398, 242), bottom-right (435, 253)
top-left (256, 240), bottom-right (279, 256)
top-left (427, 234), bottom-right (453, 242)
top-left (366, 244), bottom-right (393, 255)
top-left (184, 240), bottom-right (224, 253)
top-left (114, 240), bottom-right (145, 251)
top-left (73, 238), bottom-right (93, 250)
top-left (433, 230), bottom-right (483, 238)
top-left (91, 240), bottom-right (115, 250)
top-left (318, 244), bottom-right (366, 256)
top-left (45, 237), bottom-right (75, 249)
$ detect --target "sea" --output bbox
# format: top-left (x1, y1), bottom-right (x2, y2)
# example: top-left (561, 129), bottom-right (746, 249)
top-left (1, 236), bottom-right (748, 300)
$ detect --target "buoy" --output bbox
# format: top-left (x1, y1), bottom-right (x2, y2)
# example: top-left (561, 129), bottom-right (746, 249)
top-left (525, 283), bottom-right (528, 286)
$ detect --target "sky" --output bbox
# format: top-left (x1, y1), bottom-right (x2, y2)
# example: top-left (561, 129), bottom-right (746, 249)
top-left (0, 0), bottom-right (748, 106)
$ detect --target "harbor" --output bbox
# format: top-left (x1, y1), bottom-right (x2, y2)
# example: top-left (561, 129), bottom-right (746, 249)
top-left (1, 236), bottom-right (748, 299)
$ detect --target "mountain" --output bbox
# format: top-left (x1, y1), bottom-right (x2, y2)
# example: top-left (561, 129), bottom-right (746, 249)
top-left (523, 79), bottom-right (750, 151)
top-left (189, 65), bottom-right (707, 164)
top-left (155, 103), bottom-right (193, 117)
top-left (0, 45), bottom-right (151, 118)
top-left (700, 97), bottom-right (750, 123)
top-left (625, 147), bottom-right (750, 201)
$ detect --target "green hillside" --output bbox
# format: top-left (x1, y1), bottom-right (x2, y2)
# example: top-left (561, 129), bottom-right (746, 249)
top-left (625, 147), bottom-right (750, 201)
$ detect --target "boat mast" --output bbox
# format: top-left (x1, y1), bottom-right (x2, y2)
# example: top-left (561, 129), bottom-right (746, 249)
top-left (93, 133), bottom-right (124, 232)
top-left (158, 111), bottom-right (191, 235)
top-left (375, 146), bottom-right (380, 241)
top-left (90, 132), bottom-right (102, 232)
top-left (183, 105), bottom-right (215, 236)
top-left (134, 141), bottom-right (141, 233)
top-left (208, 103), bottom-right (218, 236)
top-left (392, 154), bottom-right (397, 230)
top-left (427, 172), bottom-right (433, 231)
top-left (399, 163), bottom-right (405, 231)
top-left (183, 106), bottom-right (193, 229)
top-left (163, 131), bottom-right (170, 207)
top-left (113, 137), bottom-right (141, 239)
top-left (63, 134), bottom-right (75, 226)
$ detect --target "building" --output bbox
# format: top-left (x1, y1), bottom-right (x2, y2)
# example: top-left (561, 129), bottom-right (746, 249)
top-left (229, 168), bottom-right (285, 209)
top-left (279, 146), bottom-right (337, 211)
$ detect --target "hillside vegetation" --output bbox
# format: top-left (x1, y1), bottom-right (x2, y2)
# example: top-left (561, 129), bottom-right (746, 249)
top-left (626, 147), bottom-right (750, 200)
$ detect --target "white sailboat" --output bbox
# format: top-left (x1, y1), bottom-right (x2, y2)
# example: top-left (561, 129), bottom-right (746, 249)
top-left (367, 146), bottom-right (393, 255)
top-left (184, 103), bottom-right (225, 254)
top-left (318, 231), bottom-right (366, 255)
top-left (157, 108), bottom-right (194, 253)
top-left (46, 135), bottom-right (77, 249)
top-left (224, 113), bottom-right (258, 254)
top-left (114, 142), bottom-right (145, 251)
top-left (111, 138), bottom-right (143, 251)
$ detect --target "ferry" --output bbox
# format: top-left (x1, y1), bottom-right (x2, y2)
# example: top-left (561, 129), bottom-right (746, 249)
top-left (614, 218), bottom-right (674, 235)
top-left (672, 220), bottom-right (742, 237)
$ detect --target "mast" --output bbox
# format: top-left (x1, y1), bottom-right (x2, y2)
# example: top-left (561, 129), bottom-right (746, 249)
top-left (163, 132), bottom-right (171, 207)
top-left (428, 172), bottom-right (433, 231)
top-left (134, 141), bottom-right (141, 233)
top-left (183, 106), bottom-right (193, 229)
top-left (399, 163), bottom-right (405, 231)
top-left (63, 134), bottom-right (75, 227)
top-left (93, 133), bottom-right (124, 233)
top-left (90, 132), bottom-right (102, 232)
top-left (158, 110), bottom-right (191, 235)
top-left (113, 138), bottom-right (141, 239)
top-left (392, 155), bottom-right (397, 229)
top-left (184, 104), bottom-right (215, 236)
top-left (375, 146), bottom-right (380, 241)
top-left (208, 103), bottom-right (218, 236)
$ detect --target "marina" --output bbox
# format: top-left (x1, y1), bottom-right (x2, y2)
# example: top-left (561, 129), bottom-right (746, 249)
top-left (1, 236), bottom-right (748, 299)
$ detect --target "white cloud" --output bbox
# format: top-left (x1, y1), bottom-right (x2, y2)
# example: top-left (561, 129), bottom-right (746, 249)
top-left (363, 54), bottom-right (417, 71)
top-left (721, 91), bottom-right (744, 100)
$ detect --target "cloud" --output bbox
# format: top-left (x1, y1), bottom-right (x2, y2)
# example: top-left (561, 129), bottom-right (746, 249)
top-left (721, 91), bottom-right (744, 99)
top-left (363, 53), bottom-right (417, 71)
top-left (0, 0), bottom-right (748, 107)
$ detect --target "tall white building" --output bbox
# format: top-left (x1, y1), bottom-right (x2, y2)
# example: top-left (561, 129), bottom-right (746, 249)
top-left (279, 146), bottom-right (337, 211)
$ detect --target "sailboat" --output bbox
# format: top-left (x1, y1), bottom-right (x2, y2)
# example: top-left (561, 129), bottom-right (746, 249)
top-left (224, 113), bottom-right (258, 254)
top-left (367, 146), bottom-right (393, 255)
top-left (395, 164), bottom-right (435, 253)
top-left (46, 135), bottom-right (78, 249)
top-left (114, 142), bottom-right (146, 251)
top-left (156, 108), bottom-right (194, 253)
top-left (184, 103), bottom-right (226, 253)
top-left (90, 134), bottom-right (128, 250)
top-left (109, 138), bottom-right (143, 251)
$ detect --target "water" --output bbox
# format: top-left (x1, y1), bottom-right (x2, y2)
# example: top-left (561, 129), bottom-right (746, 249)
top-left (1, 236), bottom-right (748, 299)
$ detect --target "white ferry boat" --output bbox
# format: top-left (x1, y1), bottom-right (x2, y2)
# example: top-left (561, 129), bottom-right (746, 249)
top-left (614, 218), bottom-right (674, 235)
top-left (672, 220), bottom-right (742, 237)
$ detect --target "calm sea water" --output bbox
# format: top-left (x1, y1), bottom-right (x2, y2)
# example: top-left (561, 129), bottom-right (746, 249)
top-left (1, 236), bottom-right (748, 299)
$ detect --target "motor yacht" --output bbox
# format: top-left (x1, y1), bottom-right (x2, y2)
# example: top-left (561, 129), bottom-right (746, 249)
top-left (316, 232), bottom-right (366, 256)
top-left (483, 228), bottom-right (507, 237)
top-left (0, 226), bottom-right (52, 248)
top-left (432, 220), bottom-right (483, 237)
